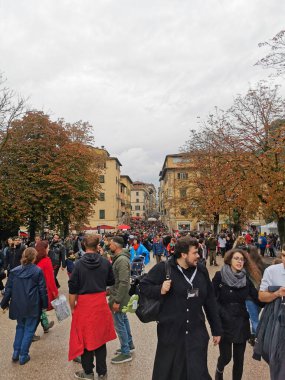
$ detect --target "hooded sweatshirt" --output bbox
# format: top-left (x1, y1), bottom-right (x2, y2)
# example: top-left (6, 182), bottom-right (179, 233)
top-left (68, 252), bottom-right (115, 295)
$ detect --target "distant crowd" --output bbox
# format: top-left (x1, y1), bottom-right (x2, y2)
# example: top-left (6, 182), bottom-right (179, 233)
top-left (0, 221), bottom-right (284, 380)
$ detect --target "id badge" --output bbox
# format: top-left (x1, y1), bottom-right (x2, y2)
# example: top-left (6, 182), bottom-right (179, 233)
top-left (187, 288), bottom-right (199, 299)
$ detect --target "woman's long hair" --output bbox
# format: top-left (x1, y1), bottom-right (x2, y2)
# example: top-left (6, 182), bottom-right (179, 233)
top-left (246, 246), bottom-right (264, 285)
top-left (248, 245), bottom-right (265, 274)
top-left (21, 247), bottom-right (37, 265)
top-left (34, 240), bottom-right (49, 264)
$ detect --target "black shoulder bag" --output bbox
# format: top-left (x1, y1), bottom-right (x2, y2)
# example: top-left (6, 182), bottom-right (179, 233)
top-left (136, 259), bottom-right (171, 323)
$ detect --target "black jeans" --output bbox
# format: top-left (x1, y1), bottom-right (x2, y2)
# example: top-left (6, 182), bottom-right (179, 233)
top-left (81, 345), bottom-right (107, 376)
top-left (217, 339), bottom-right (246, 380)
top-left (53, 266), bottom-right (60, 288)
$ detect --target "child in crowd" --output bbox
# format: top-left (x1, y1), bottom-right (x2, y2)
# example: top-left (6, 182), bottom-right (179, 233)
top-left (66, 251), bottom-right (77, 277)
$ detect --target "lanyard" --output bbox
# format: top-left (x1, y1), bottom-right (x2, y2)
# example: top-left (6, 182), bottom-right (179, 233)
top-left (177, 266), bottom-right (197, 289)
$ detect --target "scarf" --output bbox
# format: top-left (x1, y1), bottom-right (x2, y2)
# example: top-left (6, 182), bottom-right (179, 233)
top-left (220, 264), bottom-right (247, 288)
top-left (133, 244), bottom-right (139, 251)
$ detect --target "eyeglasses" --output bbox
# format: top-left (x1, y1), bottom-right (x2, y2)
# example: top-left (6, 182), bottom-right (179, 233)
top-left (232, 257), bottom-right (245, 262)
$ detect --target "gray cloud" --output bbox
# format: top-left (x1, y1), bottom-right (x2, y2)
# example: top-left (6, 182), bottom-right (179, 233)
top-left (0, 0), bottom-right (284, 185)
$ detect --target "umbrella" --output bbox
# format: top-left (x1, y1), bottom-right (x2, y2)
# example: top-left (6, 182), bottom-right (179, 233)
top-left (117, 224), bottom-right (131, 230)
top-left (97, 225), bottom-right (115, 230)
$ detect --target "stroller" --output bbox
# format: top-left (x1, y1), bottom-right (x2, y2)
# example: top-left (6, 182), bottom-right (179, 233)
top-left (131, 255), bottom-right (145, 277)
top-left (129, 256), bottom-right (146, 296)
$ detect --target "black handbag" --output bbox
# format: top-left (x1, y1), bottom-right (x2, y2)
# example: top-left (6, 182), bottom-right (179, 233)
top-left (136, 259), bottom-right (171, 323)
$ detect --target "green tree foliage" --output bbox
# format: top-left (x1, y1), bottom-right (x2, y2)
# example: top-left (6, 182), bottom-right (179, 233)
top-left (0, 111), bottom-right (104, 238)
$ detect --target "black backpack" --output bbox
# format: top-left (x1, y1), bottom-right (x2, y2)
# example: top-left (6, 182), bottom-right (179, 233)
top-left (134, 259), bottom-right (171, 323)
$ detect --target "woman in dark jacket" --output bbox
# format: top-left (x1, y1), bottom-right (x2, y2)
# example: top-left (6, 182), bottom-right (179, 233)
top-left (0, 247), bottom-right (48, 365)
top-left (212, 248), bottom-right (260, 380)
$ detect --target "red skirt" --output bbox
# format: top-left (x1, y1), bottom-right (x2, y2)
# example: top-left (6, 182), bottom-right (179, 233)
top-left (68, 292), bottom-right (116, 360)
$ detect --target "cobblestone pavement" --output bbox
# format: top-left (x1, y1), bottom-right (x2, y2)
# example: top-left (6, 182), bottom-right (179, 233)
top-left (0, 255), bottom-right (271, 380)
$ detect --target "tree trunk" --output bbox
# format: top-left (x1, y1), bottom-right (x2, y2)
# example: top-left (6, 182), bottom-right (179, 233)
top-left (29, 218), bottom-right (37, 241)
top-left (62, 217), bottom-right (70, 238)
top-left (232, 209), bottom-right (241, 235)
top-left (213, 213), bottom-right (219, 235)
top-left (277, 217), bottom-right (285, 248)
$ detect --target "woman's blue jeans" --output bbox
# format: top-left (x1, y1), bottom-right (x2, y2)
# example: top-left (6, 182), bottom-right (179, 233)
top-left (13, 316), bottom-right (39, 357)
top-left (245, 300), bottom-right (260, 335)
top-left (113, 312), bottom-right (133, 355)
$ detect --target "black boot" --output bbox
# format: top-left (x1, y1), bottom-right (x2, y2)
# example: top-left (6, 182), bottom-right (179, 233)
top-left (215, 368), bottom-right (223, 380)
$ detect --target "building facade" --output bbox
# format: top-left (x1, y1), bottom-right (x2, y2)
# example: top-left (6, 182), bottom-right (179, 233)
top-left (159, 154), bottom-right (194, 231)
top-left (119, 175), bottom-right (133, 224)
top-left (87, 148), bottom-right (122, 229)
top-left (131, 181), bottom-right (157, 220)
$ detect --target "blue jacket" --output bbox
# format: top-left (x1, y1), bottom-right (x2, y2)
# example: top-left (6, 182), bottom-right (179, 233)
top-left (153, 240), bottom-right (167, 256)
top-left (0, 264), bottom-right (48, 320)
top-left (259, 236), bottom-right (267, 249)
top-left (130, 244), bottom-right (150, 265)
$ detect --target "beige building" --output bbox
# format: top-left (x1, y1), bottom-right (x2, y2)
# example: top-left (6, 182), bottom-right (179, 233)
top-left (87, 148), bottom-right (122, 229)
top-left (159, 154), bottom-right (195, 231)
top-left (131, 181), bottom-right (157, 220)
top-left (119, 175), bottom-right (133, 224)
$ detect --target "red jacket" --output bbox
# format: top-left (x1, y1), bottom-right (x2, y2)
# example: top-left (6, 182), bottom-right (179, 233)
top-left (69, 292), bottom-right (116, 360)
top-left (37, 257), bottom-right (58, 310)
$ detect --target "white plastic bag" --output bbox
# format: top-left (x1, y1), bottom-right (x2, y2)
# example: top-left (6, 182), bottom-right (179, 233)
top-left (51, 294), bottom-right (70, 322)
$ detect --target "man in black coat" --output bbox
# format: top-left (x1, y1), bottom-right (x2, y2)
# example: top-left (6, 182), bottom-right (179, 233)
top-left (48, 234), bottom-right (66, 288)
top-left (5, 237), bottom-right (26, 275)
top-left (140, 237), bottom-right (222, 380)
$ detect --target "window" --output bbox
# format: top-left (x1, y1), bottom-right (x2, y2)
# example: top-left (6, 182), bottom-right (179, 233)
top-left (99, 210), bottom-right (105, 219)
top-left (99, 193), bottom-right (105, 201)
top-left (173, 157), bottom-right (184, 163)
top-left (177, 172), bottom-right (188, 180)
top-left (99, 175), bottom-right (105, 183)
top-left (136, 192), bottom-right (139, 196)
top-left (180, 188), bottom-right (187, 198)
top-left (143, 206), bottom-right (145, 210)
top-left (135, 205), bottom-right (140, 210)
top-left (136, 199), bottom-right (139, 203)
top-left (178, 223), bottom-right (190, 231)
top-left (136, 213), bottom-right (140, 217)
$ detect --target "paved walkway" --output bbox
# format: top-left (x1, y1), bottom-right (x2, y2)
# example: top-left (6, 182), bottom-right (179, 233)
top-left (0, 256), bottom-right (271, 380)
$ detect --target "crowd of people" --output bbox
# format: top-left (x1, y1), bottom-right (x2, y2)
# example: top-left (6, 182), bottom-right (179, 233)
top-left (0, 221), bottom-right (285, 380)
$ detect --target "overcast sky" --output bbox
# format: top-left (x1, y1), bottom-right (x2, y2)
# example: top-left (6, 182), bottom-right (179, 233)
top-left (0, 0), bottom-right (284, 186)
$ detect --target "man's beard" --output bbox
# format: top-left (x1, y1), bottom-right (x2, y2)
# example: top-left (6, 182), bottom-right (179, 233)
top-left (185, 257), bottom-right (197, 268)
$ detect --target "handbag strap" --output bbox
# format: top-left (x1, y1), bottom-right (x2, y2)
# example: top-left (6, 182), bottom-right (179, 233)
top-left (165, 257), bottom-right (171, 280)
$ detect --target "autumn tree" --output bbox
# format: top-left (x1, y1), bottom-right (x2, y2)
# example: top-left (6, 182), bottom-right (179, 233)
top-left (180, 111), bottom-right (257, 234)
top-left (0, 111), bottom-right (104, 238)
top-left (228, 82), bottom-right (285, 244)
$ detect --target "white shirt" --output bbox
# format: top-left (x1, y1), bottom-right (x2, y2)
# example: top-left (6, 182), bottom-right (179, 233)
top-left (218, 237), bottom-right (226, 248)
top-left (259, 263), bottom-right (285, 291)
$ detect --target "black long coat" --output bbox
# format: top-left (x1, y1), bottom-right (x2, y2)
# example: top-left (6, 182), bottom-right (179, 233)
top-left (212, 271), bottom-right (259, 343)
top-left (140, 258), bottom-right (222, 380)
